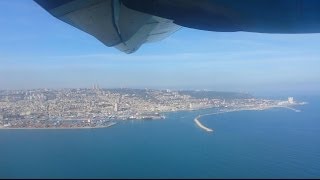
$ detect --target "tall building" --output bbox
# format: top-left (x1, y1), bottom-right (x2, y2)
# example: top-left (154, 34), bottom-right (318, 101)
top-left (114, 103), bottom-right (118, 112)
top-left (288, 97), bottom-right (294, 104)
top-left (47, 104), bottom-right (50, 118)
top-left (92, 84), bottom-right (100, 90)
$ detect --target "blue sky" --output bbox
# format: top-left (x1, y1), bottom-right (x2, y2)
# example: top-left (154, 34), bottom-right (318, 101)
top-left (1, 0), bottom-right (320, 96)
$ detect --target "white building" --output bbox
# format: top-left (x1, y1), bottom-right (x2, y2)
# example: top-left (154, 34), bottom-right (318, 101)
top-left (114, 103), bottom-right (118, 112)
top-left (288, 97), bottom-right (294, 104)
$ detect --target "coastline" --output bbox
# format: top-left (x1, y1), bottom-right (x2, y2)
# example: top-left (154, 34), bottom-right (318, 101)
top-left (0, 105), bottom-right (302, 130)
top-left (0, 122), bottom-right (117, 130)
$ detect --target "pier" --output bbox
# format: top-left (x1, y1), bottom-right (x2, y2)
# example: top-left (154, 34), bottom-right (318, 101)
top-left (281, 106), bottom-right (301, 112)
top-left (194, 116), bottom-right (213, 132)
top-left (192, 105), bottom-right (302, 133)
top-left (105, 122), bottom-right (117, 127)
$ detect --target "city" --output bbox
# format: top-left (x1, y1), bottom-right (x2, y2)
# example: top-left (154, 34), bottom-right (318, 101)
top-left (0, 87), bottom-right (305, 129)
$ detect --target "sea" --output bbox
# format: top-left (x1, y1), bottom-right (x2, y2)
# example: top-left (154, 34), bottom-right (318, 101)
top-left (1, 96), bottom-right (320, 178)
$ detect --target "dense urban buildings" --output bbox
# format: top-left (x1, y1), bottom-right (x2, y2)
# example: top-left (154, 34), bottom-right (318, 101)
top-left (0, 87), bottom-right (304, 129)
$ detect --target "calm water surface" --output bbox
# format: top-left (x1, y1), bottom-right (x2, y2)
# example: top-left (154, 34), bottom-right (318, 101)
top-left (1, 97), bottom-right (319, 178)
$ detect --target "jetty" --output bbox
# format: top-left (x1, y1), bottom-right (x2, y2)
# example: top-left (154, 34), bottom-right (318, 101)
top-left (194, 116), bottom-right (213, 132)
top-left (192, 105), bottom-right (303, 133)
top-left (281, 106), bottom-right (301, 112)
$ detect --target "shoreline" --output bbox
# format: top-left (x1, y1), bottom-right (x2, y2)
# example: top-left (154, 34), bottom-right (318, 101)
top-left (194, 105), bottom-right (301, 133)
top-left (0, 105), bottom-right (301, 130)
top-left (0, 122), bottom-right (117, 130)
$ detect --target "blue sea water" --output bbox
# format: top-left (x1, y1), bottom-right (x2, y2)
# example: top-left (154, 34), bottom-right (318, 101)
top-left (1, 96), bottom-right (320, 178)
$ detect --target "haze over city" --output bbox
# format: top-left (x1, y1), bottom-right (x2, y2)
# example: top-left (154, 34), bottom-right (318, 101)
top-left (1, 0), bottom-right (320, 95)
top-left (1, 1), bottom-right (320, 179)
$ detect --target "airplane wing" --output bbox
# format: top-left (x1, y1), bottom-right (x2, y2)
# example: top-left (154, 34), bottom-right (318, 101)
top-left (34, 0), bottom-right (181, 54)
top-left (34, 0), bottom-right (320, 54)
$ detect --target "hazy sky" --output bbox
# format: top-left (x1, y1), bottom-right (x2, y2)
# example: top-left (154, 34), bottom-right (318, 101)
top-left (1, 0), bottom-right (320, 95)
